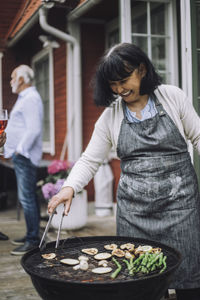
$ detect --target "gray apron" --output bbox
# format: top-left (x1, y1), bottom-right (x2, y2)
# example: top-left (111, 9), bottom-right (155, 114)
top-left (116, 97), bottom-right (200, 289)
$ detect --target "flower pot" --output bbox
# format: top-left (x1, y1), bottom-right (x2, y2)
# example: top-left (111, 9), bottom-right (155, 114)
top-left (51, 189), bottom-right (88, 230)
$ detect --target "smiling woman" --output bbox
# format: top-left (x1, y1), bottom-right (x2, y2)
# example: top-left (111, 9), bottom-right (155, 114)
top-left (93, 43), bottom-right (161, 107)
top-left (47, 43), bottom-right (200, 299)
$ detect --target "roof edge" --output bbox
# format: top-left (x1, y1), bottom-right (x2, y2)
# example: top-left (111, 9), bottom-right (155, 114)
top-left (67, 0), bottom-right (103, 21)
top-left (7, 10), bottom-right (39, 48)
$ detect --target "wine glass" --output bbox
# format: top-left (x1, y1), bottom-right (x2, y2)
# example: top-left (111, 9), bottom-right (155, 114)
top-left (0, 109), bottom-right (8, 155)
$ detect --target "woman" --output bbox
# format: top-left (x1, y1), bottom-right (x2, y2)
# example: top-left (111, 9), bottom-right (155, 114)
top-left (48, 43), bottom-right (200, 299)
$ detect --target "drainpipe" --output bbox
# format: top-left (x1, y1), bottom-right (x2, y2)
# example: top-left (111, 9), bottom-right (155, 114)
top-left (0, 52), bottom-right (3, 110)
top-left (39, 5), bottom-right (82, 161)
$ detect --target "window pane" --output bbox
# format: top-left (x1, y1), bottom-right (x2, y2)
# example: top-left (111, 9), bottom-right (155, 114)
top-left (34, 56), bottom-right (50, 143)
top-left (151, 37), bottom-right (166, 71)
top-left (132, 36), bottom-right (147, 54)
top-left (151, 3), bottom-right (166, 35)
top-left (196, 6), bottom-right (200, 49)
top-left (131, 0), bottom-right (147, 34)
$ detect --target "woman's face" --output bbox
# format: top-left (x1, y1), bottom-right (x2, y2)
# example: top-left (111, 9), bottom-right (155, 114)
top-left (109, 65), bottom-right (147, 105)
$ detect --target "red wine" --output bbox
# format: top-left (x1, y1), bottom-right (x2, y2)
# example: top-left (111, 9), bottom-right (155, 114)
top-left (0, 120), bottom-right (8, 134)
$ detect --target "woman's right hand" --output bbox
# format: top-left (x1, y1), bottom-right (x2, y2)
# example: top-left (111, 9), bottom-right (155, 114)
top-left (48, 186), bottom-right (74, 216)
top-left (0, 132), bottom-right (6, 147)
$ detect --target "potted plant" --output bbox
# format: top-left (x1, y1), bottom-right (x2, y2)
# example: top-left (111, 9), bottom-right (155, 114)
top-left (38, 160), bottom-right (88, 230)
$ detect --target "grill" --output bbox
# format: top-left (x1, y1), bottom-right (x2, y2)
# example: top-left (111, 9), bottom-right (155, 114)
top-left (21, 236), bottom-right (181, 300)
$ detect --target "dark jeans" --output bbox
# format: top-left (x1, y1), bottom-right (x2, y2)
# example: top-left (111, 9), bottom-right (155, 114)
top-left (12, 153), bottom-right (40, 244)
top-left (176, 288), bottom-right (200, 300)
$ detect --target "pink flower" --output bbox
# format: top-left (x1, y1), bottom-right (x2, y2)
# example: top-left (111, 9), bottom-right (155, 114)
top-left (48, 160), bottom-right (68, 174)
top-left (54, 179), bottom-right (65, 194)
top-left (42, 183), bottom-right (57, 200)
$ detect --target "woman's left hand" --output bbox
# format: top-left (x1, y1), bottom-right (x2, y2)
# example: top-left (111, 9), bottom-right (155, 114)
top-left (0, 132), bottom-right (6, 147)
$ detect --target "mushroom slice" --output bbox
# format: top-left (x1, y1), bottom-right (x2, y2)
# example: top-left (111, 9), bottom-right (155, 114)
top-left (151, 247), bottom-right (162, 254)
top-left (120, 243), bottom-right (135, 251)
top-left (92, 267), bottom-right (112, 274)
top-left (79, 260), bottom-right (89, 271)
top-left (81, 248), bottom-right (98, 255)
top-left (104, 243), bottom-right (118, 251)
top-left (112, 248), bottom-right (125, 257)
top-left (78, 255), bottom-right (89, 261)
top-left (135, 245), bottom-right (153, 255)
top-left (98, 260), bottom-right (108, 267)
top-left (41, 253), bottom-right (56, 260)
top-left (73, 264), bottom-right (80, 270)
top-left (94, 252), bottom-right (112, 260)
top-left (124, 250), bottom-right (135, 259)
top-left (60, 258), bottom-right (80, 266)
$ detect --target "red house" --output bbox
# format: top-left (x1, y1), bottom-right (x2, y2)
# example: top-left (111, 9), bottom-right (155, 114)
top-left (1, 0), bottom-right (200, 205)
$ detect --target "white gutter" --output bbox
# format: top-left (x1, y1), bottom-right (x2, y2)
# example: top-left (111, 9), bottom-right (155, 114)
top-left (39, 5), bottom-right (82, 160)
top-left (0, 52), bottom-right (3, 110)
top-left (67, 0), bottom-right (103, 21)
top-left (180, 0), bottom-right (193, 161)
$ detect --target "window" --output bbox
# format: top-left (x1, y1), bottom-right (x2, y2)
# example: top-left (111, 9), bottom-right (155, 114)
top-left (106, 0), bottom-right (177, 85)
top-left (32, 48), bottom-right (55, 155)
top-left (131, 1), bottom-right (171, 83)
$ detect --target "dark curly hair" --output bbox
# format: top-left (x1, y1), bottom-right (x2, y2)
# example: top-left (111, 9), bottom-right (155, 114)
top-left (92, 43), bottom-right (162, 106)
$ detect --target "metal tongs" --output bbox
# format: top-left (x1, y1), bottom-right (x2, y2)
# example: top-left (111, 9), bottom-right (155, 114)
top-left (39, 206), bottom-right (65, 251)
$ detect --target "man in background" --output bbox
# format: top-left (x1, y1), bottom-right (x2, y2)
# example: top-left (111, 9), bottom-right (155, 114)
top-left (4, 65), bottom-right (43, 255)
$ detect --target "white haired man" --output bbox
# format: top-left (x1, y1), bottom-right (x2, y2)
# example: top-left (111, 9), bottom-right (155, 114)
top-left (4, 65), bottom-right (43, 255)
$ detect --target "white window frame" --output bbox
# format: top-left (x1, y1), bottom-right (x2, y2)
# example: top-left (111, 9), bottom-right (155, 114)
top-left (106, 0), bottom-right (178, 85)
top-left (32, 48), bottom-right (55, 155)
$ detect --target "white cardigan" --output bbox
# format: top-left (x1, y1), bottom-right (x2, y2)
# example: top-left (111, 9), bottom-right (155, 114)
top-left (63, 84), bottom-right (200, 194)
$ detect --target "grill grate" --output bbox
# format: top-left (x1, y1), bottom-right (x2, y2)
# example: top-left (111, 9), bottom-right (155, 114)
top-left (24, 236), bottom-right (179, 284)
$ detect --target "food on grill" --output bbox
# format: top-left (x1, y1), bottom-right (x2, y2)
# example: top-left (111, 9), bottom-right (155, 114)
top-left (79, 260), bottom-right (89, 271)
top-left (151, 247), bottom-right (162, 254)
top-left (78, 255), bottom-right (89, 261)
top-left (123, 251), bottom-right (167, 276)
top-left (124, 250), bottom-right (135, 259)
top-left (98, 260), bottom-right (108, 267)
top-left (81, 248), bottom-right (98, 255)
top-left (112, 248), bottom-right (125, 257)
top-left (120, 243), bottom-right (135, 251)
top-left (104, 243), bottom-right (118, 250)
top-left (111, 257), bottom-right (122, 279)
top-left (94, 252), bottom-right (112, 260)
top-left (92, 267), bottom-right (112, 274)
top-left (135, 245), bottom-right (153, 255)
top-left (73, 264), bottom-right (80, 270)
top-left (41, 253), bottom-right (56, 260)
top-left (60, 258), bottom-right (80, 265)
top-left (38, 240), bottom-right (168, 281)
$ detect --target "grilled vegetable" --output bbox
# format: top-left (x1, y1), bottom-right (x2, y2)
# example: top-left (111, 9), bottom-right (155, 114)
top-left (79, 260), bottom-right (89, 271)
top-left (104, 244), bottom-right (118, 250)
top-left (111, 257), bottom-right (122, 279)
top-left (92, 267), bottom-right (112, 274)
top-left (41, 253), bottom-right (56, 260)
top-left (60, 258), bottom-right (79, 265)
top-left (111, 248), bottom-right (125, 257)
top-left (120, 243), bottom-right (135, 251)
top-left (78, 255), bottom-right (89, 261)
top-left (98, 260), bottom-right (108, 267)
top-left (81, 248), bottom-right (98, 255)
top-left (94, 252), bottom-right (112, 260)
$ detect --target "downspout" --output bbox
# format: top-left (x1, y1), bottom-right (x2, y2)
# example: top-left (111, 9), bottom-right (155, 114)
top-left (0, 52), bottom-right (3, 110)
top-left (39, 5), bottom-right (82, 160)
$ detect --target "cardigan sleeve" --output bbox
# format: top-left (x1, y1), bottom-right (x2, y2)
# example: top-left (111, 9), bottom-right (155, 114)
top-left (174, 87), bottom-right (200, 154)
top-left (62, 109), bottom-right (113, 194)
